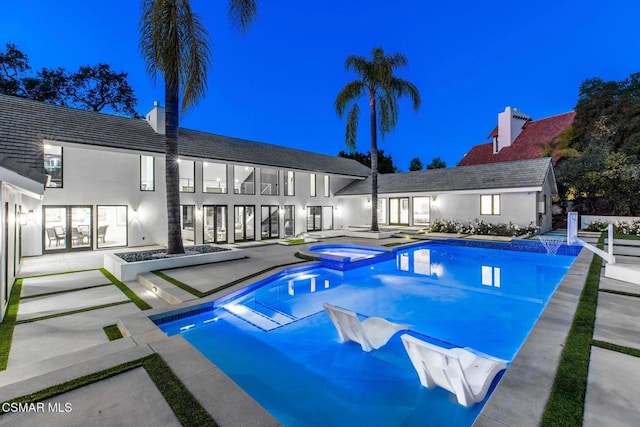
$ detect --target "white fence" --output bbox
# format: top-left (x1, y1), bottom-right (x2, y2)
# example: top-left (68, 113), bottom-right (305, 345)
top-left (580, 215), bottom-right (640, 230)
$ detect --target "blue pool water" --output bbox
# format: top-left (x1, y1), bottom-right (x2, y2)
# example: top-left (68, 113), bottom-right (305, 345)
top-left (308, 244), bottom-right (388, 260)
top-left (158, 242), bottom-right (578, 426)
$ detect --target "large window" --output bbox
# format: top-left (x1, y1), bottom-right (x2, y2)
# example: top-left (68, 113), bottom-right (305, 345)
top-left (413, 197), bottom-right (431, 225)
top-left (284, 171), bottom-right (295, 196)
top-left (43, 206), bottom-right (92, 251)
top-left (234, 166), bottom-right (255, 195)
top-left (44, 144), bottom-right (63, 188)
top-left (324, 175), bottom-right (330, 197)
top-left (322, 206), bottom-right (333, 230)
top-left (140, 156), bottom-right (155, 191)
top-left (181, 205), bottom-right (195, 243)
top-left (260, 168), bottom-right (279, 195)
top-left (204, 205), bottom-right (227, 243)
top-left (310, 174), bottom-right (317, 197)
top-left (377, 199), bottom-right (387, 224)
top-left (284, 205), bottom-right (295, 236)
top-left (203, 162), bottom-right (227, 193)
top-left (179, 160), bottom-right (195, 192)
top-left (234, 205), bottom-right (255, 241)
top-left (261, 205), bottom-right (279, 239)
top-left (480, 194), bottom-right (501, 215)
top-left (97, 206), bottom-right (128, 248)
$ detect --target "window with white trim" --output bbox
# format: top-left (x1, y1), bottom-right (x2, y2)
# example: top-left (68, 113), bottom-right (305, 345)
top-left (480, 194), bottom-right (501, 215)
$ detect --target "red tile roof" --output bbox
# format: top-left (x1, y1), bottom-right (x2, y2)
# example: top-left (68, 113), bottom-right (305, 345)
top-left (459, 111), bottom-right (576, 166)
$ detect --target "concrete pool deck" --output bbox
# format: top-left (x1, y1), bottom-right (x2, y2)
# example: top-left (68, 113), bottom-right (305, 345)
top-left (1, 235), bottom-right (639, 426)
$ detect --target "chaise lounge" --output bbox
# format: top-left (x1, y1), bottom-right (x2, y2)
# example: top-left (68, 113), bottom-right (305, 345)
top-left (401, 334), bottom-right (507, 407)
top-left (323, 302), bottom-right (409, 352)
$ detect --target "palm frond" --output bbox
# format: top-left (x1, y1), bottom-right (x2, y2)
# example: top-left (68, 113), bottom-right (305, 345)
top-left (345, 103), bottom-right (360, 150)
top-left (345, 55), bottom-right (371, 80)
top-left (390, 77), bottom-right (421, 111)
top-left (228, 0), bottom-right (258, 32)
top-left (335, 80), bottom-right (365, 117)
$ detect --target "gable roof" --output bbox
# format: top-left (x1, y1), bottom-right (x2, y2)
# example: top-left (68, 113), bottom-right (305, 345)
top-left (458, 111), bottom-right (575, 166)
top-left (0, 94), bottom-right (370, 178)
top-left (337, 157), bottom-right (555, 195)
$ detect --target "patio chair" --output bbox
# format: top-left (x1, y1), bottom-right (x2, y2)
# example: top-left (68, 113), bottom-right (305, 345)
top-left (46, 227), bottom-right (63, 247)
top-left (97, 225), bottom-right (108, 243)
top-left (400, 334), bottom-right (507, 407)
top-left (323, 303), bottom-right (409, 352)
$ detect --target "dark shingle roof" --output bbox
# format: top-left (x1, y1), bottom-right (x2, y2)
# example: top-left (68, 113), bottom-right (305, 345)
top-left (0, 94), bottom-right (370, 178)
top-left (0, 154), bottom-right (47, 183)
top-left (337, 158), bottom-right (554, 195)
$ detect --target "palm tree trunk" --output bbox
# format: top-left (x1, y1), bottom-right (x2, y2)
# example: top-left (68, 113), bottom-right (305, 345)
top-left (165, 81), bottom-right (185, 254)
top-left (369, 94), bottom-right (379, 232)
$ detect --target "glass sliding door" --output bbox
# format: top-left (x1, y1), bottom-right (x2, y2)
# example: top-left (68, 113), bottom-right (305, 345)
top-left (204, 205), bottom-right (227, 243)
top-left (283, 205), bottom-right (295, 236)
top-left (44, 205), bottom-right (93, 251)
top-left (389, 198), bottom-right (409, 225)
top-left (307, 206), bottom-right (322, 232)
top-left (322, 206), bottom-right (333, 230)
top-left (96, 206), bottom-right (127, 248)
top-left (261, 205), bottom-right (279, 239)
top-left (234, 205), bottom-right (255, 241)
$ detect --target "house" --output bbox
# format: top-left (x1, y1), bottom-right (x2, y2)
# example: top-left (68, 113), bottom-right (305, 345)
top-left (458, 106), bottom-right (575, 166)
top-left (0, 94), bottom-right (559, 320)
top-left (337, 157), bottom-right (557, 233)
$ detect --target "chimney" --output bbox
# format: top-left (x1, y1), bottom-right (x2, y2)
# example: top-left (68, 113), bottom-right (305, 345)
top-left (494, 106), bottom-right (530, 153)
top-left (145, 101), bottom-right (165, 135)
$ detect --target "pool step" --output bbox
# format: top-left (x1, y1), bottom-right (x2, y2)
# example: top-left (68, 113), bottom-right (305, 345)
top-left (222, 302), bottom-right (296, 331)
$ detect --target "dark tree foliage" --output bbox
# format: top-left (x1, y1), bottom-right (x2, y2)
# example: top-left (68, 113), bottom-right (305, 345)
top-left (408, 157), bottom-right (423, 171)
top-left (338, 149), bottom-right (399, 173)
top-left (0, 43), bottom-right (138, 117)
top-left (426, 156), bottom-right (447, 169)
top-left (573, 73), bottom-right (640, 158)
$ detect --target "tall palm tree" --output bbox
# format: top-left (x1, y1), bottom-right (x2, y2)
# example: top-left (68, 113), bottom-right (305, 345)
top-left (335, 47), bottom-right (421, 232)
top-left (140, 0), bottom-right (257, 254)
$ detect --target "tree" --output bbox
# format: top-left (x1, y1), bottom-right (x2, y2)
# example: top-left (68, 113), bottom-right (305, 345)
top-left (426, 156), bottom-right (446, 169)
top-left (140, 0), bottom-right (256, 254)
top-left (0, 43), bottom-right (138, 117)
top-left (408, 157), bottom-right (423, 171)
top-left (335, 47), bottom-right (421, 231)
top-left (338, 149), bottom-right (399, 173)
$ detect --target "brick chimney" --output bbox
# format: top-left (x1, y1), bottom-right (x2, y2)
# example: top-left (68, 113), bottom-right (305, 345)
top-left (494, 106), bottom-right (530, 153)
top-left (145, 101), bottom-right (165, 135)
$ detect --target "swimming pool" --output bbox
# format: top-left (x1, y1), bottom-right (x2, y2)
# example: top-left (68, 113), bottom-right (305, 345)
top-left (157, 241), bottom-right (578, 426)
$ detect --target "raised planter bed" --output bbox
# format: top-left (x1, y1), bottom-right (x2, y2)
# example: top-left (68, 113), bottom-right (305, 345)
top-left (104, 245), bottom-right (245, 281)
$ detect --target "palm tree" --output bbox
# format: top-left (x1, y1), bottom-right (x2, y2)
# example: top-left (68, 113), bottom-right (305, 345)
top-left (335, 47), bottom-right (421, 232)
top-left (139, 0), bottom-right (256, 254)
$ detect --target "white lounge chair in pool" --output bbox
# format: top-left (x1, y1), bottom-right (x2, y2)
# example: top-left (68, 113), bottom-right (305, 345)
top-left (322, 303), bottom-right (409, 352)
top-left (401, 334), bottom-right (507, 407)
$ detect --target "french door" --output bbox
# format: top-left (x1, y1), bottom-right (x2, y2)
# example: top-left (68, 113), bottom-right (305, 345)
top-left (261, 205), bottom-right (279, 239)
top-left (234, 205), bottom-right (255, 241)
top-left (307, 206), bottom-right (322, 232)
top-left (43, 206), bottom-right (93, 252)
top-left (389, 198), bottom-right (409, 225)
top-left (204, 205), bottom-right (227, 243)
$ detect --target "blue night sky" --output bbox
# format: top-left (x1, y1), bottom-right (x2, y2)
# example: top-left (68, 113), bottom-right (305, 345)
top-left (2, 1), bottom-right (639, 170)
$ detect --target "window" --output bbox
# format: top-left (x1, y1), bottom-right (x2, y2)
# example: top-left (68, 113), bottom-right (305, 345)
top-left (480, 194), bottom-right (501, 215)
top-left (140, 156), bottom-right (155, 191)
top-left (179, 160), bottom-right (195, 192)
top-left (97, 206), bottom-right (127, 248)
top-left (284, 205), bottom-right (295, 236)
top-left (234, 166), bottom-right (255, 194)
top-left (261, 205), bottom-right (279, 239)
top-left (260, 168), bottom-right (279, 195)
top-left (203, 162), bottom-right (227, 193)
top-left (203, 205), bottom-right (227, 243)
top-left (307, 206), bottom-right (322, 231)
top-left (181, 205), bottom-right (194, 230)
top-left (390, 198), bottom-right (409, 225)
top-left (44, 144), bottom-right (63, 188)
top-left (310, 174), bottom-right (317, 197)
top-left (377, 199), bottom-right (387, 224)
top-left (413, 197), bottom-right (431, 225)
top-left (324, 175), bottom-right (330, 197)
top-left (234, 205), bottom-right (255, 241)
top-left (284, 171), bottom-right (295, 196)
top-left (322, 206), bottom-right (333, 230)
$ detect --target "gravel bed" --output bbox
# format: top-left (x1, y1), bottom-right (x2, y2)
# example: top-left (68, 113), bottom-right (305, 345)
top-left (116, 245), bottom-right (230, 262)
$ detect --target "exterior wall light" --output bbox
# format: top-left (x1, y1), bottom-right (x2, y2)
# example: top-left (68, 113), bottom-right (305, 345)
top-left (19, 212), bottom-right (27, 226)
top-left (27, 210), bottom-right (35, 222)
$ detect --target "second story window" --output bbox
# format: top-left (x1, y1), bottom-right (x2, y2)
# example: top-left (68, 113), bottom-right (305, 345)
top-left (324, 175), bottom-right (330, 197)
top-left (140, 155), bottom-right (155, 191)
top-left (203, 162), bottom-right (227, 193)
top-left (284, 171), bottom-right (295, 196)
top-left (310, 174), bottom-right (317, 197)
top-left (44, 144), bottom-right (63, 188)
top-left (260, 168), bottom-right (279, 195)
top-left (234, 165), bottom-right (255, 194)
top-left (179, 160), bottom-right (195, 192)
